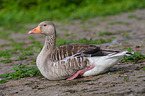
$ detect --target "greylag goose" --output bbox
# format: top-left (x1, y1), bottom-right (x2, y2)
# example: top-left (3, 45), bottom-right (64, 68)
top-left (28, 21), bottom-right (128, 80)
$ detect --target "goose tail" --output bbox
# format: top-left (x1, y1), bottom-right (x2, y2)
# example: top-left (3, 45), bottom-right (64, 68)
top-left (107, 51), bottom-right (128, 59)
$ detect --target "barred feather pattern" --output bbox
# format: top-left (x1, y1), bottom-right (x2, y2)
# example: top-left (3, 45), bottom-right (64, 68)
top-left (49, 43), bottom-right (105, 61)
top-left (45, 56), bottom-right (90, 80)
top-left (44, 43), bottom-right (115, 80)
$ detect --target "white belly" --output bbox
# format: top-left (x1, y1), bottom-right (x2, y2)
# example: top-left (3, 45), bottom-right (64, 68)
top-left (83, 51), bottom-right (127, 76)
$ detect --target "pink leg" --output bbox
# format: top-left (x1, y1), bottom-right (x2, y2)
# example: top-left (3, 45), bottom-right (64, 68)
top-left (66, 65), bottom-right (94, 80)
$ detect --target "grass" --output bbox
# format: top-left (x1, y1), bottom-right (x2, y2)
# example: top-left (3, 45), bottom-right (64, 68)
top-left (107, 21), bottom-right (129, 25)
top-left (0, 79), bottom-right (8, 83)
top-left (10, 41), bottom-right (26, 51)
top-left (64, 90), bottom-right (78, 93)
top-left (72, 34), bottom-right (77, 38)
top-left (0, 43), bottom-right (10, 47)
top-left (121, 48), bottom-right (145, 63)
top-left (0, 59), bottom-right (12, 63)
top-left (30, 40), bottom-right (43, 48)
top-left (0, 32), bottom-right (10, 39)
top-left (0, 37), bottom-right (42, 62)
top-left (28, 36), bottom-right (35, 40)
top-left (0, 50), bottom-right (12, 58)
top-left (135, 76), bottom-right (145, 78)
top-left (64, 33), bottom-right (70, 36)
top-left (123, 75), bottom-right (130, 82)
top-left (19, 51), bottom-right (35, 57)
top-left (1, 0), bottom-right (145, 30)
top-left (124, 33), bottom-right (131, 38)
top-left (56, 37), bottom-right (111, 46)
top-left (92, 22), bottom-right (99, 26)
top-left (98, 31), bottom-right (113, 36)
top-left (128, 14), bottom-right (143, 20)
top-left (142, 68), bottom-right (145, 71)
top-left (60, 28), bottom-right (69, 31)
top-left (128, 14), bottom-right (136, 19)
top-left (0, 65), bottom-right (41, 82)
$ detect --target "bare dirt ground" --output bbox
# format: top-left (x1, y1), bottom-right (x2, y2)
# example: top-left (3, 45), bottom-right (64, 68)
top-left (0, 9), bottom-right (145, 96)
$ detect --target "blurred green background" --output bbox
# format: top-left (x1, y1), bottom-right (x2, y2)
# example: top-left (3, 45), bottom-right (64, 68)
top-left (1, 0), bottom-right (145, 28)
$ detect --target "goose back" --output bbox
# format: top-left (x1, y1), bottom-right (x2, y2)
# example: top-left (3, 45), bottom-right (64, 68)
top-left (49, 43), bottom-right (108, 61)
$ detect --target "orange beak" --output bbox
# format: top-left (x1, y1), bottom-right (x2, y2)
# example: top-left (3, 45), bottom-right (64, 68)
top-left (28, 26), bottom-right (41, 34)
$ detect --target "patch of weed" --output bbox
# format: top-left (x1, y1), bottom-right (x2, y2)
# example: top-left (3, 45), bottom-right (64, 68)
top-left (79, 88), bottom-right (88, 92)
top-left (65, 90), bottom-right (78, 93)
top-left (108, 72), bottom-right (113, 75)
top-left (137, 17), bottom-right (142, 20)
top-left (8, 38), bottom-right (15, 42)
top-left (128, 14), bottom-right (136, 19)
top-left (0, 50), bottom-right (12, 58)
top-left (0, 31), bottom-right (10, 39)
top-left (60, 28), bottom-right (68, 31)
top-left (116, 71), bottom-right (124, 74)
top-left (19, 51), bottom-right (35, 58)
top-left (117, 30), bottom-right (122, 34)
top-left (0, 65), bottom-right (41, 81)
top-left (107, 37), bottom-right (115, 42)
top-left (10, 41), bottom-right (25, 51)
top-left (0, 59), bottom-right (12, 63)
top-left (64, 33), bottom-right (70, 36)
top-left (30, 40), bottom-right (42, 48)
top-left (142, 68), bottom-right (145, 71)
top-left (30, 60), bottom-right (36, 65)
top-left (135, 76), bottom-right (145, 78)
top-left (72, 34), bottom-right (77, 38)
top-left (98, 31), bottom-right (113, 36)
top-left (23, 45), bottom-right (34, 51)
top-left (124, 33), bottom-right (131, 38)
top-left (121, 48), bottom-right (145, 63)
top-left (92, 22), bottom-right (99, 26)
top-left (110, 36), bottom-right (116, 39)
top-left (123, 75), bottom-right (129, 82)
top-left (0, 43), bottom-right (10, 47)
top-left (56, 37), bottom-right (112, 46)
top-left (101, 17), bottom-right (110, 21)
top-left (72, 38), bottom-right (107, 45)
top-left (0, 40), bottom-right (40, 59)
top-left (56, 38), bottom-right (70, 46)
top-left (0, 79), bottom-right (8, 83)
top-left (128, 14), bottom-right (143, 20)
top-left (115, 70), bottom-right (129, 74)
top-left (28, 36), bottom-right (35, 40)
top-left (107, 21), bottom-right (129, 25)
top-left (87, 89), bottom-right (99, 92)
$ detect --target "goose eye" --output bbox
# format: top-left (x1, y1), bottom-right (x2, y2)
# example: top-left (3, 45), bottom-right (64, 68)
top-left (44, 24), bottom-right (47, 26)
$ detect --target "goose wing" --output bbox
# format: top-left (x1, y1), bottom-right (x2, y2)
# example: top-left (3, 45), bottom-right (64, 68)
top-left (49, 43), bottom-right (119, 61)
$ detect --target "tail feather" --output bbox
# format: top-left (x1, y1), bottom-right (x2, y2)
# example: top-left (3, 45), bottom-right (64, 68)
top-left (107, 51), bottom-right (128, 58)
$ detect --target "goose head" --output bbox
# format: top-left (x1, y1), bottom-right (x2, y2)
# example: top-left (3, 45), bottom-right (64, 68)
top-left (29, 21), bottom-right (56, 36)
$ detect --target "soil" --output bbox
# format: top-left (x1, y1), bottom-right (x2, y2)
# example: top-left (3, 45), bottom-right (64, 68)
top-left (0, 9), bottom-right (145, 96)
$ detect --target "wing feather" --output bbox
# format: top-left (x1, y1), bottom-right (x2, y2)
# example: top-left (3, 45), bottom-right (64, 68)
top-left (49, 43), bottom-right (119, 61)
